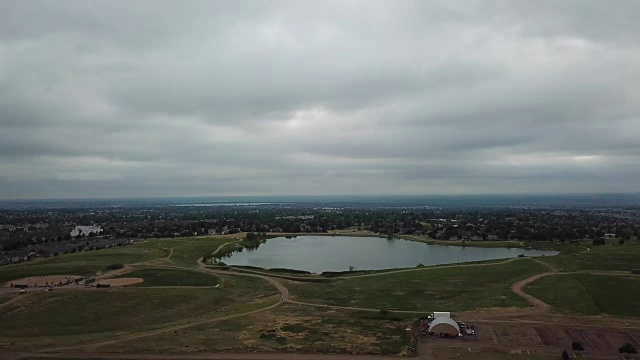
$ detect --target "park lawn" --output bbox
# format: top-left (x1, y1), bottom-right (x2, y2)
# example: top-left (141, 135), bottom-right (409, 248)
top-left (0, 244), bottom-right (167, 285)
top-left (525, 273), bottom-right (640, 317)
top-left (95, 303), bottom-right (415, 355)
top-left (537, 242), bottom-right (640, 272)
top-left (0, 288), bottom-right (238, 337)
top-left (288, 258), bottom-right (548, 312)
top-left (0, 273), bottom-right (275, 341)
top-left (114, 268), bottom-right (219, 287)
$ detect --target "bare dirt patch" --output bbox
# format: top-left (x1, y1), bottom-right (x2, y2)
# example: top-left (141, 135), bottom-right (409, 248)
top-left (99, 278), bottom-right (144, 286)
top-left (3, 275), bottom-right (80, 287)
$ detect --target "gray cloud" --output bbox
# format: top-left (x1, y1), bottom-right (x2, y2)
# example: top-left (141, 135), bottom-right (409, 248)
top-left (1, 0), bottom-right (639, 198)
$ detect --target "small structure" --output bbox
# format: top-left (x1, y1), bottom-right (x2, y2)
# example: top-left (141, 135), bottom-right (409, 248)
top-left (428, 317), bottom-right (461, 336)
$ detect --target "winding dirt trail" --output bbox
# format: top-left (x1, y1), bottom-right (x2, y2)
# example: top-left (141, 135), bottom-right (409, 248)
top-left (507, 271), bottom-right (556, 315)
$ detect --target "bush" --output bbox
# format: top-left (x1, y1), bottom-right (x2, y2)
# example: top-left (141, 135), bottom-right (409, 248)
top-left (106, 263), bottom-right (124, 271)
top-left (572, 341), bottom-right (584, 351)
top-left (619, 343), bottom-right (637, 354)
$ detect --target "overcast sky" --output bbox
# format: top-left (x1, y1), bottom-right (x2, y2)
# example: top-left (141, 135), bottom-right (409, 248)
top-left (1, 1), bottom-right (639, 199)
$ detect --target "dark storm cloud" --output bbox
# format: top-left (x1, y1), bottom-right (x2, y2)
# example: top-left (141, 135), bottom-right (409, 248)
top-left (0, 0), bottom-right (639, 198)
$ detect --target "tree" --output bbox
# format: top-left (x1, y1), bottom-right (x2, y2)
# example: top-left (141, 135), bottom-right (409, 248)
top-left (561, 350), bottom-right (569, 360)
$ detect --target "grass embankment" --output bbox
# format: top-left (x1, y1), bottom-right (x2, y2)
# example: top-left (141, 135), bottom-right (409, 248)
top-left (159, 237), bottom-right (236, 268)
top-left (537, 241), bottom-right (640, 272)
top-left (114, 268), bottom-right (219, 287)
top-left (96, 303), bottom-right (414, 355)
top-left (525, 273), bottom-right (640, 317)
top-left (288, 258), bottom-right (548, 312)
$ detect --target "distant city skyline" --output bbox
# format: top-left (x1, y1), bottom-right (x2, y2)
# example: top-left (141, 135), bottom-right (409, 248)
top-left (1, 1), bottom-right (639, 199)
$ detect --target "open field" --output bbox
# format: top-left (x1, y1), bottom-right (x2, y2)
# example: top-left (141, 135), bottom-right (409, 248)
top-left (287, 258), bottom-right (548, 311)
top-left (538, 241), bottom-right (640, 272)
top-left (0, 273), bottom-right (277, 352)
top-left (0, 287), bottom-right (256, 337)
top-left (99, 278), bottom-right (144, 286)
top-left (525, 273), bottom-right (640, 316)
top-left (114, 268), bottom-right (219, 287)
top-left (91, 303), bottom-right (415, 355)
top-left (155, 237), bottom-right (239, 268)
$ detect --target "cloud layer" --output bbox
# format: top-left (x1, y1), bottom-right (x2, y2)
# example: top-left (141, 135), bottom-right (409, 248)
top-left (1, 0), bottom-right (639, 198)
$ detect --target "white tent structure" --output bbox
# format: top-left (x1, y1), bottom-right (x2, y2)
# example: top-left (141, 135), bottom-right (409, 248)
top-left (428, 317), bottom-right (460, 335)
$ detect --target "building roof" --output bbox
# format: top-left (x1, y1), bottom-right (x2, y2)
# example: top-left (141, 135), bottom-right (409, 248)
top-left (428, 317), bottom-right (460, 334)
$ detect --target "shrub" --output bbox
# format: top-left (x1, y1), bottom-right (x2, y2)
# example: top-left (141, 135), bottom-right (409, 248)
top-left (572, 341), bottom-right (584, 351)
top-left (619, 343), bottom-right (637, 354)
top-left (106, 263), bottom-right (124, 271)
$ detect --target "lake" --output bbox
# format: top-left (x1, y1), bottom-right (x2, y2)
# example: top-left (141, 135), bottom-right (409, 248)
top-left (222, 236), bottom-right (558, 273)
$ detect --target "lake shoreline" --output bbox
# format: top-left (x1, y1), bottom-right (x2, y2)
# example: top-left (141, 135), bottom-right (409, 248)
top-left (221, 235), bottom-right (558, 273)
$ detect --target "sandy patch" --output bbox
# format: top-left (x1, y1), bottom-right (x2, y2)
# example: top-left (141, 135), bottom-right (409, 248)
top-left (4, 275), bottom-right (81, 288)
top-left (98, 278), bottom-right (144, 286)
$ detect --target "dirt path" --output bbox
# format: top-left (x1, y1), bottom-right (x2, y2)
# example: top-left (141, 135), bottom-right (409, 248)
top-left (286, 299), bottom-right (422, 314)
top-left (508, 271), bottom-right (556, 314)
top-left (164, 247), bottom-right (174, 260)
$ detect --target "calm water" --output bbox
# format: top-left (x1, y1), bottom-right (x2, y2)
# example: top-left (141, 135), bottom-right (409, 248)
top-left (222, 236), bottom-right (558, 273)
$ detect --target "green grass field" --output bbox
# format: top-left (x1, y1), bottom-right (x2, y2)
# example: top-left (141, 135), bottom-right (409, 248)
top-left (0, 288), bottom-right (239, 337)
top-left (158, 237), bottom-right (238, 268)
top-left (114, 268), bottom-right (219, 287)
top-left (287, 258), bottom-right (548, 311)
top-left (525, 273), bottom-right (640, 316)
top-left (537, 242), bottom-right (640, 272)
